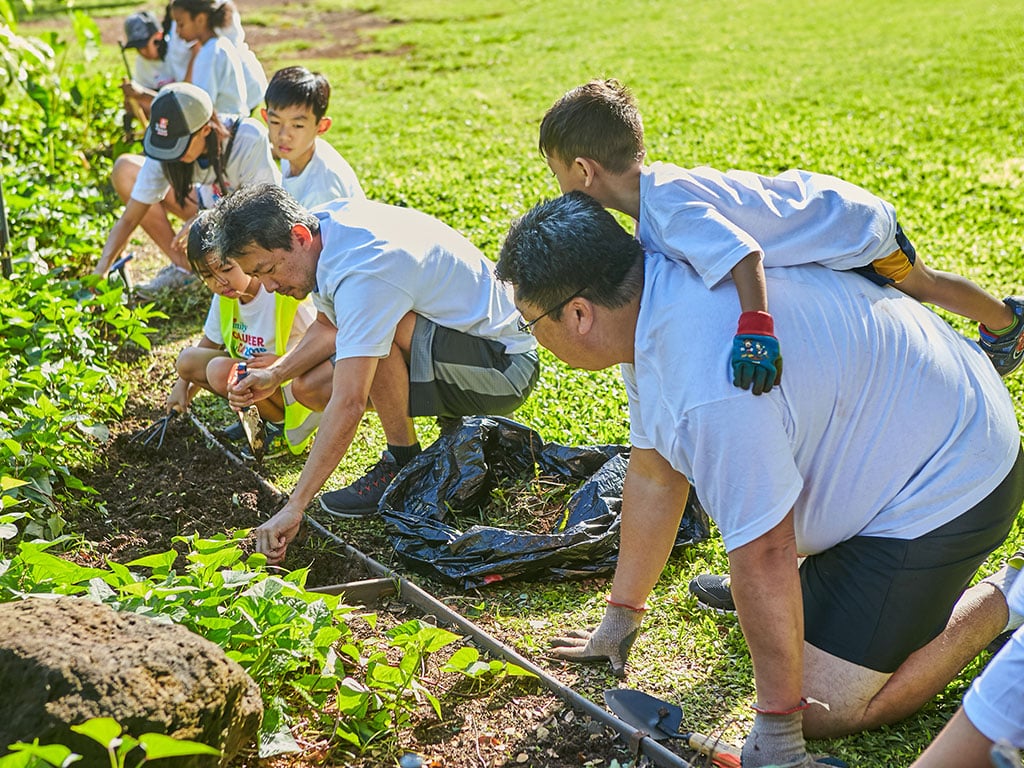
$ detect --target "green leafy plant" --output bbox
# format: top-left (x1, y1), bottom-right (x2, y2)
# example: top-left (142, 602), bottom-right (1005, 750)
top-left (441, 646), bottom-right (536, 694)
top-left (0, 533), bottom-right (470, 758)
top-left (0, 271), bottom-right (162, 542)
top-left (0, 717), bottom-right (220, 768)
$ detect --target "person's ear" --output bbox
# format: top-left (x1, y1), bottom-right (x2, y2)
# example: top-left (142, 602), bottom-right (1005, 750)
top-left (316, 117), bottom-right (332, 136)
top-left (573, 157), bottom-right (600, 189)
top-left (291, 223), bottom-right (313, 248)
top-left (569, 297), bottom-right (594, 335)
top-left (260, 108), bottom-right (269, 123)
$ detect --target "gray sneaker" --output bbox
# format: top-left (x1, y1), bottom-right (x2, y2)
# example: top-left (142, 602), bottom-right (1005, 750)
top-left (135, 265), bottom-right (196, 298)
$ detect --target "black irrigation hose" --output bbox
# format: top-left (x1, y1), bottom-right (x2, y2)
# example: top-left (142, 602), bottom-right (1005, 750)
top-left (190, 412), bottom-right (695, 768)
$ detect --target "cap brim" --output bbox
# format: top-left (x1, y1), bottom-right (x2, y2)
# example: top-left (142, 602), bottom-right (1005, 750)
top-left (143, 131), bottom-right (191, 162)
top-left (124, 37), bottom-right (149, 49)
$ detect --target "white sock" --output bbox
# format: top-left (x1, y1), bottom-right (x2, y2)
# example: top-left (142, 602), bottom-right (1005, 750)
top-left (982, 557), bottom-right (1024, 633)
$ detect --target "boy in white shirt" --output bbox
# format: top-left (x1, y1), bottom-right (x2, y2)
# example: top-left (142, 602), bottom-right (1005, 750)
top-left (539, 79), bottom-right (1024, 384)
top-left (262, 66), bottom-right (364, 208)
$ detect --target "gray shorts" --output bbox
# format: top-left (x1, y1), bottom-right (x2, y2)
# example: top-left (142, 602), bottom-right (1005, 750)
top-left (407, 316), bottom-right (539, 418)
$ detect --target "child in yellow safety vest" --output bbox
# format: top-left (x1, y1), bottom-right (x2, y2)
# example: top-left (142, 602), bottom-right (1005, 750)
top-left (165, 210), bottom-right (320, 454)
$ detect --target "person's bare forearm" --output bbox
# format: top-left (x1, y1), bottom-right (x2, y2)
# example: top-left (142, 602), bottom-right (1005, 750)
top-left (731, 251), bottom-right (769, 315)
top-left (729, 511), bottom-right (804, 710)
top-left (609, 448), bottom-right (690, 607)
top-left (94, 199), bottom-right (148, 277)
top-left (266, 313), bottom-right (336, 386)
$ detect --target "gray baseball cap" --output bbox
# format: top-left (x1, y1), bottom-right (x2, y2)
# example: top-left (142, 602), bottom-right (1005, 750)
top-left (123, 11), bottom-right (160, 50)
top-left (143, 83), bottom-right (214, 162)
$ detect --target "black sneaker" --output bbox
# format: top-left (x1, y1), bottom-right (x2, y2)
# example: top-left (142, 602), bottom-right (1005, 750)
top-left (688, 573), bottom-right (735, 612)
top-left (979, 297), bottom-right (1024, 376)
top-left (319, 451), bottom-right (399, 518)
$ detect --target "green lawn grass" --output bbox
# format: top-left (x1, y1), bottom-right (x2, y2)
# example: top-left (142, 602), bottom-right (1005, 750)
top-left (261, 1), bottom-right (1024, 764)
top-left (18, 0), bottom-right (1024, 763)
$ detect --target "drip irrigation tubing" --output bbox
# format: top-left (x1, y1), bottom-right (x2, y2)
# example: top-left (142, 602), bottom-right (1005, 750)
top-left (190, 412), bottom-right (697, 768)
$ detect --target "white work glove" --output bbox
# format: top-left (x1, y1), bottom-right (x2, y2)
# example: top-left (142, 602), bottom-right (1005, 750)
top-left (548, 603), bottom-right (644, 677)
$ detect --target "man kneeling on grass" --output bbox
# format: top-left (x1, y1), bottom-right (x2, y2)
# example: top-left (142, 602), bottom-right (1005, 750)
top-left (495, 191), bottom-right (1024, 768)
top-left (211, 183), bottom-right (539, 563)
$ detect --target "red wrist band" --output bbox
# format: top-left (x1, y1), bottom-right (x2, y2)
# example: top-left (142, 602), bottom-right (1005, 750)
top-left (751, 698), bottom-right (809, 715)
top-left (737, 310), bottom-right (775, 337)
top-left (606, 597), bottom-right (647, 613)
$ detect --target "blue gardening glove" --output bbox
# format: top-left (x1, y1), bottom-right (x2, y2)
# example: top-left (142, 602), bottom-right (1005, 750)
top-left (732, 311), bottom-right (782, 395)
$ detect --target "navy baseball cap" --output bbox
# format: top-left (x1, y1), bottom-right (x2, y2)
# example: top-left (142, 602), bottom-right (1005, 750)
top-left (123, 11), bottom-right (160, 50)
top-left (143, 83), bottom-right (213, 162)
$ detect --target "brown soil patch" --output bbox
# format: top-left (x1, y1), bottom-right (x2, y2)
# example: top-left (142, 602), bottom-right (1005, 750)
top-left (77, 2), bottom-right (402, 65)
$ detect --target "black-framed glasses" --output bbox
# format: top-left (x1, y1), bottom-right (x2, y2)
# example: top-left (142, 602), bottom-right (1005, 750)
top-left (517, 288), bottom-right (587, 334)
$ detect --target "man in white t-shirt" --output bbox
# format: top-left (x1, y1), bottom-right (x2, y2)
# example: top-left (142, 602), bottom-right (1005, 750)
top-left (211, 183), bottom-right (539, 563)
top-left (496, 192), bottom-right (1024, 768)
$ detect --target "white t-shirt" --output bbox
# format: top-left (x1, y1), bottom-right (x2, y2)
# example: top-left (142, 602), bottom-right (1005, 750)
top-left (130, 117), bottom-right (280, 207)
top-left (163, 13), bottom-right (251, 85)
top-left (623, 254), bottom-right (1018, 554)
top-left (163, 23), bottom-right (192, 83)
top-left (637, 163), bottom-right (900, 289)
top-left (133, 56), bottom-right (174, 91)
top-left (963, 574), bottom-right (1024, 747)
top-left (203, 285), bottom-right (315, 357)
top-left (190, 36), bottom-right (248, 117)
top-left (282, 138), bottom-right (365, 209)
top-left (308, 199), bottom-right (536, 360)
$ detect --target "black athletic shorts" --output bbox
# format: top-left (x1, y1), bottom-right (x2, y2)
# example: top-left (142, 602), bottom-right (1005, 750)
top-left (801, 445), bottom-right (1024, 673)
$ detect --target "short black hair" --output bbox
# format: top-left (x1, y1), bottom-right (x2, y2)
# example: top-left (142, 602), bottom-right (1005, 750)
top-left (264, 66), bottom-right (331, 121)
top-left (186, 209), bottom-right (218, 278)
top-left (538, 79), bottom-right (645, 174)
top-left (497, 191), bottom-right (644, 315)
top-left (211, 183), bottom-right (320, 263)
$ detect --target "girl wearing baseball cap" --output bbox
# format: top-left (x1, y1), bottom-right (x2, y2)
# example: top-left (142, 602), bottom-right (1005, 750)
top-left (93, 82), bottom-right (280, 295)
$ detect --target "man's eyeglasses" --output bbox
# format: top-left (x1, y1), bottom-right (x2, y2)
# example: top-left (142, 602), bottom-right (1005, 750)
top-left (517, 288), bottom-right (587, 335)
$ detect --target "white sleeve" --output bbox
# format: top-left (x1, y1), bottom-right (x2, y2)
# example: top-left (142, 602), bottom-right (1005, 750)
top-left (648, 202), bottom-right (761, 290)
top-left (329, 273), bottom-right (413, 359)
top-left (963, 627), bottom-right (1024, 747)
top-left (129, 156), bottom-right (171, 205)
top-left (203, 297), bottom-right (224, 345)
top-left (227, 122), bottom-right (281, 188)
top-left (686, 397), bottom-right (803, 552)
top-left (191, 41), bottom-right (247, 116)
top-left (621, 363), bottom-right (654, 450)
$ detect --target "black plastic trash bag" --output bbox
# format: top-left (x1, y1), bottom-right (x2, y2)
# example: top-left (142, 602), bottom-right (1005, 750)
top-left (379, 416), bottom-right (710, 589)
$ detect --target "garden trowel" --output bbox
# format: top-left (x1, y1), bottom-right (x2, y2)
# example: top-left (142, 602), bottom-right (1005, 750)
top-left (233, 362), bottom-right (266, 464)
top-left (604, 689), bottom-right (849, 768)
top-left (603, 688), bottom-right (742, 768)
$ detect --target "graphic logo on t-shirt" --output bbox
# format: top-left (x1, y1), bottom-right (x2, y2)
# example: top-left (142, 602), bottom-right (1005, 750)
top-left (233, 322), bottom-right (266, 357)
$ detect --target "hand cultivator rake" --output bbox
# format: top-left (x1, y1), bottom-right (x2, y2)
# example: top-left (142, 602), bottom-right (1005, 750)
top-left (129, 411), bottom-right (178, 450)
